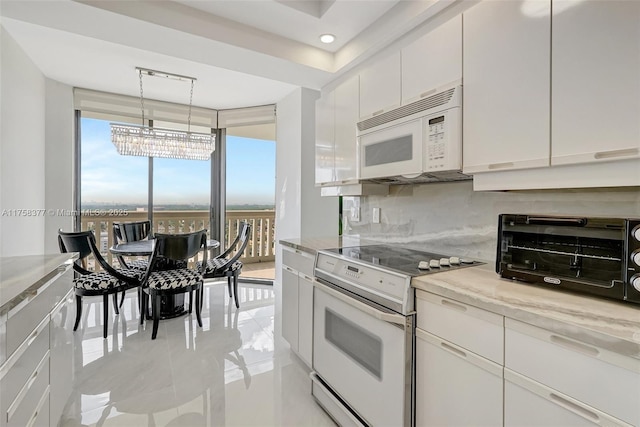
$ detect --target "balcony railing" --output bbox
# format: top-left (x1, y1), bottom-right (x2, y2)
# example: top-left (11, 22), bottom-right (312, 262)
top-left (80, 210), bottom-right (275, 271)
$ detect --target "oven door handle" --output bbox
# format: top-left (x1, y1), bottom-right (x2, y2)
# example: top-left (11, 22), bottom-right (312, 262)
top-left (314, 280), bottom-right (407, 326)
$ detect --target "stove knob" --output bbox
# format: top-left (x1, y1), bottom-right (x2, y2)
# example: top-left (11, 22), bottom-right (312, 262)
top-left (633, 225), bottom-right (640, 241)
top-left (439, 258), bottom-right (450, 267)
top-left (429, 259), bottom-right (440, 268)
top-left (632, 250), bottom-right (640, 267)
top-left (418, 261), bottom-right (430, 270)
top-left (449, 256), bottom-right (460, 265)
top-left (632, 275), bottom-right (640, 293)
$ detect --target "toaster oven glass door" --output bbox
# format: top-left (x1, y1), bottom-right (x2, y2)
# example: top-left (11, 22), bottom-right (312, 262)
top-left (499, 219), bottom-right (625, 288)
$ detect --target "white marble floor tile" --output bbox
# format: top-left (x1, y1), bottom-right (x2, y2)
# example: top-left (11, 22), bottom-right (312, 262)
top-left (60, 282), bottom-right (335, 427)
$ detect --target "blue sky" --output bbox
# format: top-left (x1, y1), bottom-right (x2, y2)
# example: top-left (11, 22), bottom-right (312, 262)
top-left (81, 118), bottom-right (275, 206)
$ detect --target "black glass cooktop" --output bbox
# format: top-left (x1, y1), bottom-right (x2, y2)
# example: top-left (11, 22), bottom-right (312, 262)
top-left (324, 244), bottom-right (480, 276)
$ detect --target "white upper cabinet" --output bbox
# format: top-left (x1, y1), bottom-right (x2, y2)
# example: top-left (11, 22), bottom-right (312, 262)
top-left (315, 90), bottom-right (335, 185)
top-left (551, 0), bottom-right (640, 166)
top-left (315, 75), bottom-right (359, 185)
top-left (359, 51), bottom-right (401, 120)
top-left (462, 0), bottom-right (551, 174)
top-left (334, 75), bottom-right (360, 182)
top-left (401, 15), bottom-right (462, 105)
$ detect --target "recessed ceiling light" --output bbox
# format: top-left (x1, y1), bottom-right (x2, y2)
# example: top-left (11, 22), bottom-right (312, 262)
top-left (319, 34), bottom-right (336, 44)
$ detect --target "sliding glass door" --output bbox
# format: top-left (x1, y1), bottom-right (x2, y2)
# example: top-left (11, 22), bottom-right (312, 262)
top-left (225, 124), bottom-right (276, 281)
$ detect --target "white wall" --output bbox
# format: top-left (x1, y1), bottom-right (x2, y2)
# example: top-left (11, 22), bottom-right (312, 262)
top-left (44, 79), bottom-right (74, 252)
top-left (1, 27), bottom-right (46, 256)
top-left (275, 88), bottom-right (338, 279)
top-left (343, 181), bottom-right (640, 263)
top-left (274, 87), bottom-right (338, 342)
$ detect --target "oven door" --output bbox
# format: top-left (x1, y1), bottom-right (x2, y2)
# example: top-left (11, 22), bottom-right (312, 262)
top-left (312, 280), bottom-right (413, 427)
top-left (359, 118), bottom-right (423, 180)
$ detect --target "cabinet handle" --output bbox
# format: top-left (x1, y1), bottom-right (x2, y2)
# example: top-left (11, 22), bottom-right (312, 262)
top-left (440, 342), bottom-right (467, 358)
top-left (284, 266), bottom-right (296, 273)
top-left (594, 148), bottom-right (639, 160)
top-left (550, 335), bottom-right (600, 357)
top-left (488, 162), bottom-right (515, 170)
top-left (548, 393), bottom-right (600, 423)
top-left (441, 299), bottom-right (467, 312)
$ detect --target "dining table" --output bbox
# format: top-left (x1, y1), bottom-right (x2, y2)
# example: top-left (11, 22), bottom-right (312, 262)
top-left (110, 238), bottom-right (220, 319)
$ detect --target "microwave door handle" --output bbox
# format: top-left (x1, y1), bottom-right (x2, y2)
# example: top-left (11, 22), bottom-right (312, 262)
top-left (526, 217), bottom-right (587, 227)
top-left (314, 280), bottom-right (406, 326)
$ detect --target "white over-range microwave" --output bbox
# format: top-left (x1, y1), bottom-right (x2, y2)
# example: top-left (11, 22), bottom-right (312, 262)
top-left (357, 85), bottom-right (467, 183)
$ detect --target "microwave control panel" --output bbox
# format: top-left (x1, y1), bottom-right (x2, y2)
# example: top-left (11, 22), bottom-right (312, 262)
top-left (424, 108), bottom-right (461, 171)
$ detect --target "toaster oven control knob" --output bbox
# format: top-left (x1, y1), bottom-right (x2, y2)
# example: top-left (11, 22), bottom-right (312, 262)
top-left (632, 275), bottom-right (640, 293)
top-left (633, 225), bottom-right (640, 241)
top-left (632, 250), bottom-right (640, 267)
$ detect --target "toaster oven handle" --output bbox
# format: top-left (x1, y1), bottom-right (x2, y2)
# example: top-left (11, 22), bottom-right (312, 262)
top-left (526, 216), bottom-right (587, 226)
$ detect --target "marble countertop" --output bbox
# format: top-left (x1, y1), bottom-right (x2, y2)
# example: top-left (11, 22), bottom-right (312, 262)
top-left (413, 265), bottom-right (640, 360)
top-left (279, 236), bottom-right (380, 254)
top-left (0, 253), bottom-right (78, 318)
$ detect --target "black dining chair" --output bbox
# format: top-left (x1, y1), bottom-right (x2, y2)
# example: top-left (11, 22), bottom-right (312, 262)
top-left (139, 230), bottom-right (208, 340)
top-left (113, 220), bottom-right (152, 308)
top-left (199, 222), bottom-right (250, 309)
top-left (112, 220), bottom-right (152, 271)
top-left (58, 230), bottom-right (142, 338)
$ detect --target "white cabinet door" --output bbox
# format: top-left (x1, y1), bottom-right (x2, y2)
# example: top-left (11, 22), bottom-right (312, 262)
top-left (463, 0), bottom-right (551, 174)
top-left (281, 266), bottom-right (299, 351)
top-left (415, 329), bottom-right (503, 427)
top-left (552, 0), bottom-right (640, 166)
top-left (505, 369), bottom-right (631, 427)
top-left (50, 290), bottom-right (74, 427)
top-left (359, 51), bottom-right (401, 120)
top-left (334, 75), bottom-right (359, 182)
top-left (315, 90), bottom-right (335, 185)
top-left (297, 273), bottom-right (314, 367)
top-left (401, 14), bottom-right (462, 105)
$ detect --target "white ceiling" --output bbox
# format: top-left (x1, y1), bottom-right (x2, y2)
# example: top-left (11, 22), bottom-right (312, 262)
top-left (0, 0), bottom-right (453, 110)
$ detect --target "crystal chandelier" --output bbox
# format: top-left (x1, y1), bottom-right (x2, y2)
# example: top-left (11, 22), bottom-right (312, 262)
top-left (111, 68), bottom-right (215, 161)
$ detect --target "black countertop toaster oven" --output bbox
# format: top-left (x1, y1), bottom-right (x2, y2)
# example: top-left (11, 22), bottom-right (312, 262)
top-left (496, 214), bottom-right (640, 304)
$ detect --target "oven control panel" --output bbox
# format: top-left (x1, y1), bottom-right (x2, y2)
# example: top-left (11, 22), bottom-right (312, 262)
top-left (315, 253), bottom-right (412, 311)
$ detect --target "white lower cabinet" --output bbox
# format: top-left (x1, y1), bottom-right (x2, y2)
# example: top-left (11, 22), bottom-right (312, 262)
top-left (297, 274), bottom-right (314, 366)
top-left (415, 290), bottom-right (504, 426)
top-left (281, 246), bottom-right (315, 368)
top-left (416, 290), bottom-right (639, 426)
top-left (415, 329), bottom-right (503, 427)
top-left (49, 290), bottom-right (75, 426)
top-left (505, 318), bottom-right (640, 426)
top-left (281, 266), bottom-right (299, 351)
top-left (0, 261), bottom-right (73, 427)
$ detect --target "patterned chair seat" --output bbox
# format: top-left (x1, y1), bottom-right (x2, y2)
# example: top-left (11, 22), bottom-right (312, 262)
top-left (74, 268), bottom-right (142, 291)
top-left (125, 259), bottom-right (149, 271)
top-left (197, 258), bottom-right (242, 274)
top-left (147, 268), bottom-right (202, 290)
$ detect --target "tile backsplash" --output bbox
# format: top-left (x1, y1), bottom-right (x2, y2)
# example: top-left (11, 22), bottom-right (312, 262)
top-left (342, 181), bottom-right (640, 263)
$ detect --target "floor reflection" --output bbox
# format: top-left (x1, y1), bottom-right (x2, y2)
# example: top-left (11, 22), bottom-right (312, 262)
top-left (61, 282), bottom-right (334, 427)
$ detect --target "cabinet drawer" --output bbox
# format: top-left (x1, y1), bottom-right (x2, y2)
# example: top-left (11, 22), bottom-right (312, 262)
top-left (505, 318), bottom-right (640, 425)
top-left (6, 267), bottom-right (72, 357)
top-left (282, 247), bottom-right (315, 277)
top-left (416, 328), bottom-right (503, 427)
top-left (5, 350), bottom-right (49, 427)
top-left (416, 291), bottom-right (504, 364)
top-left (0, 317), bottom-right (50, 425)
top-left (505, 368), bottom-right (632, 427)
